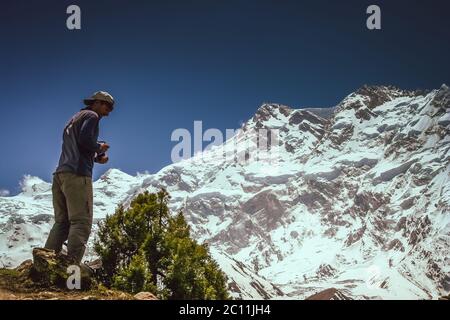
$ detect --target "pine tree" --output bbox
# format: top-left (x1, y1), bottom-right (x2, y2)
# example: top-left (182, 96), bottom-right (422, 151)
top-left (112, 250), bottom-right (155, 294)
top-left (94, 189), bottom-right (230, 299)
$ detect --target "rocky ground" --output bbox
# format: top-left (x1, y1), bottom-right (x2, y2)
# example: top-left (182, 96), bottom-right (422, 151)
top-left (0, 263), bottom-right (349, 301)
top-left (0, 248), bottom-right (157, 300)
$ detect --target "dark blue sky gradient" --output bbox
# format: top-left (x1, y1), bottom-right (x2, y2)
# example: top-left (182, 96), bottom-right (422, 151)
top-left (1, 0), bottom-right (449, 194)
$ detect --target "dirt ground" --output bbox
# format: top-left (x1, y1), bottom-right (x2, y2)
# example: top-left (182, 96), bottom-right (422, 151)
top-left (0, 267), bottom-right (135, 300)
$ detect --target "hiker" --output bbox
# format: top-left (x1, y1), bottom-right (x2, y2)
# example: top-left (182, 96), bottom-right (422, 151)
top-left (44, 91), bottom-right (114, 264)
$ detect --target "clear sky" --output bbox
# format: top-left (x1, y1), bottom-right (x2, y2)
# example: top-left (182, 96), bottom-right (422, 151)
top-left (1, 0), bottom-right (449, 195)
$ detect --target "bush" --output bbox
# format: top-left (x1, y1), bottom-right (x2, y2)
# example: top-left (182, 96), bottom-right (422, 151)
top-left (94, 189), bottom-right (230, 299)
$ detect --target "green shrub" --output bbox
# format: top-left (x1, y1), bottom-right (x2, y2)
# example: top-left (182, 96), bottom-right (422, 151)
top-left (94, 189), bottom-right (230, 299)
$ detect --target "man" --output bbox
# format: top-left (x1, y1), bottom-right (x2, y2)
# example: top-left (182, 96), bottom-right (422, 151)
top-left (44, 91), bottom-right (114, 264)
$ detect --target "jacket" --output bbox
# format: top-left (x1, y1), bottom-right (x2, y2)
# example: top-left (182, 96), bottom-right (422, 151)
top-left (55, 108), bottom-right (102, 177)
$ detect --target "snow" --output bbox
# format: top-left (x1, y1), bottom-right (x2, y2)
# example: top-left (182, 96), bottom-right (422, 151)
top-left (371, 159), bottom-right (417, 182)
top-left (361, 126), bottom-right (380, 139)
top-left (209, 247), bottom-right (284, 299)
top-left (334, 152), bottom-right (379, 168)
top-left (409, 115), bottom-right (433, 135)
top-left (303, 162), bottom-right (341, 181)
top-left (19, 175), bottom-right (51, 196)
top-left (437, 111), bottom-right (450, 126)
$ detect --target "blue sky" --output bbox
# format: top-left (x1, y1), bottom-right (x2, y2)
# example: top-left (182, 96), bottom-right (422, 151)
top-left (1, 0), bottom-right (449, 195)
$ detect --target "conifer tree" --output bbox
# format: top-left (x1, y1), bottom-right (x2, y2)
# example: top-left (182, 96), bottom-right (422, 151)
top-left (94, 189), bottom-right (230, 299)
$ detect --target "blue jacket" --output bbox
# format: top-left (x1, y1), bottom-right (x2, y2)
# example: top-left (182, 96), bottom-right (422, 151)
top-left (55, 108), bottom-right (102, 177)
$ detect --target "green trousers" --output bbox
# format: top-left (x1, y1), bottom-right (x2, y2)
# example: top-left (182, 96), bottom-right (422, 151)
top-left (44, 172), bottom-right (93, 264)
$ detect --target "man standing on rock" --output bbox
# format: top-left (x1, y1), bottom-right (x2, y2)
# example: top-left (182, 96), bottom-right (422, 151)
top-left (44, 91), bottom-right (114, 264)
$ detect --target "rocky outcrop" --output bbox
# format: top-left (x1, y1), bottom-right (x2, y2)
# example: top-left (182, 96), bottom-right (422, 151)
top-left (134, 291), bottom-right (158, 300)
top-left (0, 248), bottom-right (157, 300)
top-left (306, 288), bottom-right (352, 300)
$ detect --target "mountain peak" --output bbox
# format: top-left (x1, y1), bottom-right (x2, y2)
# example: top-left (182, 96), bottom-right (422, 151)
top-left (100, 168), bottom-right (133, 181)
top-left (255, 103), bottom-right (292, 118)
top-left (338, 84), bottom-right (428, 111)
top-left (357, 84), bottom-right (430, 99)
top-left (244, 103), bottom-right (293, 130)
top-left (19, 175), bottom-right (51, 196)
top-left (434, 83), bottom-right (450, 109)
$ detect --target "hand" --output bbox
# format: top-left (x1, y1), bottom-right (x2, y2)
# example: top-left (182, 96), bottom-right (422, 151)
top-left (97, 155), bottom-right (109, 164)
top-left (99, 143), bottom-right (110, 153)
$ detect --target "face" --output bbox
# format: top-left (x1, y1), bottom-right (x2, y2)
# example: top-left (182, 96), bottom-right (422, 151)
top-left (100, 102), bottom-right (114, 117)
top-left (93, 101), bottom-right (114, 117)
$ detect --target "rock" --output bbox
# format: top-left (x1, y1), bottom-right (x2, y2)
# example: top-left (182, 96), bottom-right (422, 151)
top-left (38, 291), bottom-right (58, 299)
top-left (400, 197), bottom-right (416, 210)
top-left (356, 85), bottom-right (394, 109)
top-left (306, 288), bottom-right (351, 300)
top-left (316, 264), bottom-right (337, 278)
top-left (118, 292), bottom-right (130, 300)
top-left (30, 248), bottom-right (93, 290)
top-left (1, 263), bottom-right (137, 300)
top-left (241, 191), bottom-right (284, 229)
top-left (134, 291), bottom-right (158, 300)
top-left (14, 259), bottom-right (33, 274)
top-left (289, 110), bottom-right (326, 126)
top-left (386, 239), bottom-right (405, 252)
top-left (373, 159), bottom-right (417, 183)
top-left (355, 106), bottom-right (376, 120)
top-left (345, 226), bottom-right (366, 246)
top-left (437, 111), bottom-right (450, 126)
top-left (29, 214), bottom-right (53, 224)
top-left (409, 115), bottom-right (433, 135)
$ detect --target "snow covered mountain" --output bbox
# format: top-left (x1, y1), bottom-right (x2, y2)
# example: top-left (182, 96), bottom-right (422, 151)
top-left (1, 84), bottom-right (449, 299)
